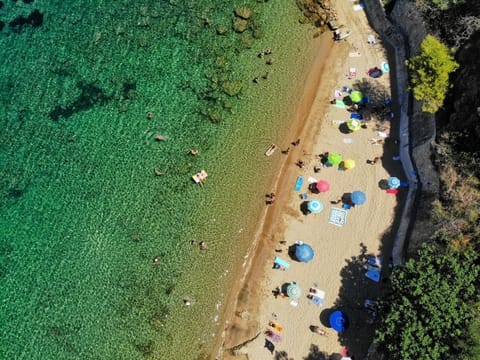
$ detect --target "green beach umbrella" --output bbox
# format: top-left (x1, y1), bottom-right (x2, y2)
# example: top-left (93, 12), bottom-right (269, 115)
top-left (286, 282), bottom-right (302, 299)
top-left (350, 90), bottom-right (363, 103)
top-left (347, 119), bottom-right (362, 132)
top-left (327, 152), bottom-right (342, 166)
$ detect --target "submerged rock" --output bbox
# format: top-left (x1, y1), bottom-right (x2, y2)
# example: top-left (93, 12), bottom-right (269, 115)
top-left (232, 17), bottom-right (248, 33)
top-left (235, 6), bottom-right (252, 20)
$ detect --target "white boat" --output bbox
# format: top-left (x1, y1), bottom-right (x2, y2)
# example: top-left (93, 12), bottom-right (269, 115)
top-left (265, 144), bottom-right (277, 156)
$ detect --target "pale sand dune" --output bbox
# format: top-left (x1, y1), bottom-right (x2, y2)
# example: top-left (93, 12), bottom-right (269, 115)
top-left (220, 2), bottom-right (405, 360)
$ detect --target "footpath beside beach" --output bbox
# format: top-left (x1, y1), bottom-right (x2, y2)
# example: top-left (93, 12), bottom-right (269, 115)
top-left (220, 1), bottom-right (406, 359)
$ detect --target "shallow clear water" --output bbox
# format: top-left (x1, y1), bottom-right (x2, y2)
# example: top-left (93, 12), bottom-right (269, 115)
top-left (0, 1), bottom-right (319, 358)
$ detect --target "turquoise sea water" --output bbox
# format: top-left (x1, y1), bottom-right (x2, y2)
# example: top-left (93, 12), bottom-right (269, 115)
top-left (0, 1), bottom-right (320, 358)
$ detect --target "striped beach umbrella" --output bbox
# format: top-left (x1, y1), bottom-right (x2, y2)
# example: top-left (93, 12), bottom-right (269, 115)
top-left (343, 159), bottom-right (356, 170)
top-left (327, 152), bottom-right (342, 166)
top-left (307, 200), bottom-right (323, 214)
top-left (387, 177), bottom-right (401, 189)
top-left (346, 119), bottom-right (362, 132)
top-left (286, 282), bottom-right (302, 299)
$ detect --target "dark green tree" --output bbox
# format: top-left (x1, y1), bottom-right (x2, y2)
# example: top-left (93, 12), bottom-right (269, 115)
top-left (406, 35), bottom-right (459, 113)
top-left (375, 243), bottom-right (479, 359)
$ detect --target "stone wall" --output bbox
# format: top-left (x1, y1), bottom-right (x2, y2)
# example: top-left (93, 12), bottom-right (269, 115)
top-left (362, 0), bottom-right (440, 264)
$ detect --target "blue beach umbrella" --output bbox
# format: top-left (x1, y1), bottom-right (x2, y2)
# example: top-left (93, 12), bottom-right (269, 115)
top-left (387, 177), bottom-right (401, 189)
top-left (286, 282), bottom-right (302, 299)
top-left (307, 200), bottom-right (323, 214)
top-left (329, 310), bottom-right (349, 332)
top-left (295, 243), bottom-right (314, 263)
top-left (351, 191), bottom-right (366, 205)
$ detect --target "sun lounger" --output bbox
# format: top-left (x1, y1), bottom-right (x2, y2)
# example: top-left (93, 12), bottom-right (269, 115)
top-left (274, 256), bottom-right (290, 270)
top-left (367, 256), bottom-right (382, 268)
top-left (365, 269), bottom-right (380, 282)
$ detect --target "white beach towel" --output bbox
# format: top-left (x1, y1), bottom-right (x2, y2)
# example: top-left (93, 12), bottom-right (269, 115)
top-left (328, 208), bottom-right (347, 226)
top-left (343, 138), bottom-right (354, 144)
top-left (353, 3), bottom-right (365, 11)
top-left (348, 51), bottom-right (361, 57)
top-left (307, 177), bottom-right (318, 184)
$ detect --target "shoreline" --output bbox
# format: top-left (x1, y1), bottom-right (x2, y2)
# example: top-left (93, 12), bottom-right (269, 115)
top-left (216, 0), bottom-right (406, 358)
top-left (215, 29), bottom-right (346, 358)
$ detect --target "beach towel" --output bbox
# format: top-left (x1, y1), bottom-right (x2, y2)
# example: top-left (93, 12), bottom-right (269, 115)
top-left (353, 3), bottom-right (365, 11)
top-left (349, 68), bottom-right (357, 77)
top-left (366, 269), bottom-right (380, 282)
top-left (294, 176), bottom-right (304, 191)
top-left (274, 256), bottom-right (290, 269)
top-left (367, 34), bottom-right (376, 45)
top-left (381, 61), bottom-right (390, 73)
top-left (386, 189), bottom-right (399, 195)
top-left (349, 51), bottom-right (361, 57)
top-left (307, 177), bottom-right (318, 184)
top-left (331, 120), bottom-right (345, 125)
top-left (360, 96), bottom-right (371, 105)
top-left (328, 207), bottom-right (347, 226)
top-left (343, 138), bottom-right (354, 144)
top-left (333, 100), bottom-right (346, 109)
top-left (268, 321), bottom-right (284, 333)
top-left (265, 331), bottom-right (282, 343)
top-left (400, 181), bottom-right (409, 188)
top-left (334, 89), bottom-right (343, 99)
top-left (350, 113), bottom-right (363, 120)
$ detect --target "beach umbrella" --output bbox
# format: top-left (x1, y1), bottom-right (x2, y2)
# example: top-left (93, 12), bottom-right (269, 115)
top-left (346, 119), bottom-right (362, 132)
top-left (343, 159), bottom-right (356, 170)
top-left (387, 176), bottom-right (401, 189)
top-left (329, 310), bottom-right (349, 332)
top-left (316, 180), bottom-right (330, 193)
top-left (351, 190), bottom-right (366, 205)
top-left (307, 200), bottom-right (323, 214)
top-left (327, 152), bottom-right (342, 166)
top-left (350, 90), bottom-right (363, 103)
top-left (295, 243), bottom-right (314, 263)
top-left (286, 282), bottom-right (302, 299)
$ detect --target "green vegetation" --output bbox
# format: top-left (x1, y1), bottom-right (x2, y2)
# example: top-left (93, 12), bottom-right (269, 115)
top-left (406, 35), bottom-right (459, 113)
top-left (375, 243), bottom-right (479, 359)
top-left (420, 0), bottom-right (466, 11)
top-left (374, 129), bottom-right (480, 358)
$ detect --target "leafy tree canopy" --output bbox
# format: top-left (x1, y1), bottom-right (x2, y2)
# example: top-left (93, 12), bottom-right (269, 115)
top-left (418, 0), bottom-right (466, 11)
top-left (375, 243), bottom-right (479, 359)
top-left (406, 35), bottom-right (459, 113)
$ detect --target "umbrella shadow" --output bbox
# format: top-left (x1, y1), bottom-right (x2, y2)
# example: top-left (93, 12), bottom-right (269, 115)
top-left (300, 201), bottom-right (310, 215)
top-left (338, 122), bottom-right (351, 134)
top-left (308, 183), bottom-right (319, 194)
top-left (343, 95), bottom-right (353, 106)
top-left (288, 244), bottom-right (298, 261)
top-left (378, 179), bottom-right (389, 190)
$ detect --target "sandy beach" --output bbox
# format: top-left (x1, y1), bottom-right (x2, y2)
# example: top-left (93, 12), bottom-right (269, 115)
top-left (220, 2), bottom-right (406, 359)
